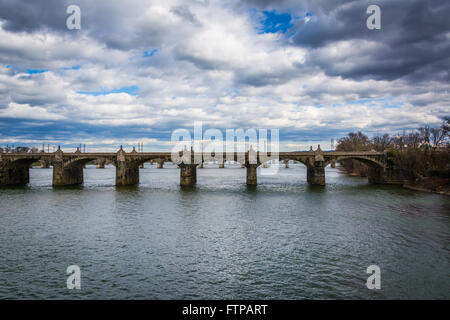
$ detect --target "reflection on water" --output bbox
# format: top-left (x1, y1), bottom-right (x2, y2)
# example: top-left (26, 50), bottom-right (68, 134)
top-left (0, 163), bottom-right (449, 299)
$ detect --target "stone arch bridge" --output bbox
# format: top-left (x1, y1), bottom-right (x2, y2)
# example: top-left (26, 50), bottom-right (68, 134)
top-left (0, 145), bottom-right (406, 187)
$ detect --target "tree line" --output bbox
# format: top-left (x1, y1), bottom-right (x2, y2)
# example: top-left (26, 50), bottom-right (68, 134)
top-left (336, 117), bottom-right (449, 152)
top-left (336, 118), bottom-right (450, 189)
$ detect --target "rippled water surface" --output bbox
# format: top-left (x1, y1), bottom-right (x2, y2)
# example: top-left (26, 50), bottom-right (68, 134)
top-left (0, 163), bottom-right (449, 299)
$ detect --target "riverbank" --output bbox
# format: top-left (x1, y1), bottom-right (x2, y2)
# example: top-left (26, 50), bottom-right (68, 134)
top-left (403, 177), bottom-right (450, 196)
top-left (337, 166), bottom-right (450, 196)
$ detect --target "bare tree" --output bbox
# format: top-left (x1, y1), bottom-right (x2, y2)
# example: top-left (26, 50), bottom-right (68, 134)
top-left (372, 134), bottom-right (391, 151)
top-left (405, 132), bottom-right (423, 149)
top-left (418, 126), bottom-right (431, 144)
top-left (430, 127), bottom-right (446, 148)
top-left (336, 131), bottom-right (371, 151)
top-left (442, 117), bottom-right (449, 144)
top-left (391, 131), bottom-right (407, 150)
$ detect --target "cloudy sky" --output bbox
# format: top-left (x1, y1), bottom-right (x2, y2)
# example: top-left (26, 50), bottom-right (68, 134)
top-left (0, 0), bottom-right (449, 151)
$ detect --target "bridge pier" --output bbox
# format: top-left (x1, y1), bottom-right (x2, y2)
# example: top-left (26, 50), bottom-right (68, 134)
top-left (0, 165), bottom-right (29, 185)
top-left (307, 164), bottom-right (325, 185)
top-left (305, 146), bottom-right (325, 185)
top-left (330, 160), bottom-right (336, 168)
top-left (116, 162), bottom-right (139, 186)
top-left (368, 166), bottom-right (408, 185)
top-left (246, 164), bottom-right (258, 186)
top-left (114, 147), bottom-right (139, 186)
top-left (198, 162), bottom-right (203, 168)
top-left (157, 160), bottom-right (164, 169)
top-left (139, 163), bottom-right (144, 169)
top-left (306, 145), bottom-right (326, 186)
top-left (53, 162), bottom-right (83, 186)
top-left (219, 161), bottom-right (224, 168)
top-left (180, 163), bottom-right (197, 186)
top-left (284, 160), bottom-right (289, 168)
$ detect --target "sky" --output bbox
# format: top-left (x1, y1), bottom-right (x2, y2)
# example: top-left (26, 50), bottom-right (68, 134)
top-left (0, 0), bottom-right (449, 152)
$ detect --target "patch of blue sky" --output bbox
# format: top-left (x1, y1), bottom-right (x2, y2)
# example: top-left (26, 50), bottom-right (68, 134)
top-left (26, 69), bottom-right (48, 74)
top-left (77, 86), bottom-right (139, 96)
top-left (258, 10), bottom-right (293, 34)
top-left (5, 65), bottom-right (48, 74)
top-left (143, 49), bottom-right (158, 57)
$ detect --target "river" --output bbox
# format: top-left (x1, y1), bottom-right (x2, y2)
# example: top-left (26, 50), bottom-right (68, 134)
top-left (0, 163), bottom-right (449, 299)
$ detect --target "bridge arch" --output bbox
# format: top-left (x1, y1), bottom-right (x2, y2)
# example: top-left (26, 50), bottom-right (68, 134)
top-left (325, 156), bottom-right (386, 169)
top-left (62, 157), bottom-right (111, 168)
top-left (140, 157), bottom-right (171, 168)
top-left (2, 157), bottom-right (45, 168)
top-left (278, 156), bottom-right (309, 167)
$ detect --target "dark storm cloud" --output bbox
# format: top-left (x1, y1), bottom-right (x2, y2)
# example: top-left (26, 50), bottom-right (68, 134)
top-left (289, 0), bottom-right (450, 82)
top-left (0, 0), bottom-right (151, 50)
top-left (0, 0), bottom-right (69, 32)
top-left (307, 33), bottom-right (450, 82)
